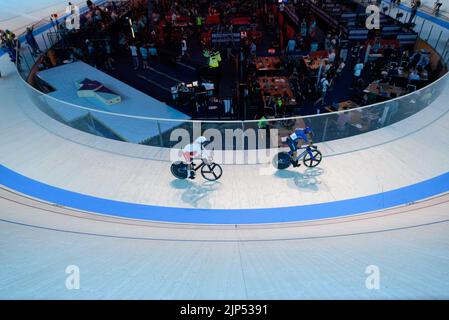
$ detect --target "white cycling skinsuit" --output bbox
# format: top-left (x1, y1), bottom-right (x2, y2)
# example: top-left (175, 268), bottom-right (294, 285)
top-left (182, 136), bottom-right (211, 178)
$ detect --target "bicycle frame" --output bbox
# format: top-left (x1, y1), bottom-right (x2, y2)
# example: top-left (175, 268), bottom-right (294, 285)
top-left (191, 160), bottom-right (207, 172)
top-left (288, 146), bottom-right (316, 162)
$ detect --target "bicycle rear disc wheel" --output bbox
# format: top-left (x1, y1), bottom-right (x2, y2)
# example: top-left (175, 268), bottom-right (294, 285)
top-left (201, 163), bottom-right (223, 181)
top-left (303, 150), bottom-right (322, 167)
top-left (273, 152), bottom-right (291, 170)
top-left (171, 161), bottom-right (188, 179)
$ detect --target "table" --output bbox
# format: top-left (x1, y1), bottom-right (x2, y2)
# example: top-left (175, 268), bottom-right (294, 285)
top-left (387, 68), bottom-right (429, 81)
top-left (364, 82), bottom-right (408, 99)
top-left (366, 39), bottom-right (400, 50)
top-left (257, 76), bottom-right (296, 107)
top-left (231, 17), bottom-right (252, 25)
top-left (324, 100), bottom-right (359, 113)
top-left (162, 16), bottom-right (192, 28)
top-left (205, 14), bottom-right (220, 25)
top-left (303, 56), bottom-right (327, 71)
top-left (245, 29), bottom-right (262, 44)
top-left (368, 53), bottom-right (383, 61)
top-left (254, 57), bottom-right (282, 72)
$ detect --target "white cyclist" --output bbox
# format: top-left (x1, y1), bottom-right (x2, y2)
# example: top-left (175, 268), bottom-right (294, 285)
top-left (182, 136), bottom-right (212, 179)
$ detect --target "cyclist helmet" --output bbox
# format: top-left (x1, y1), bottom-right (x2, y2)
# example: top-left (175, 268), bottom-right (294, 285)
top-left (195, 136), bottom-right (208, 145)
top-left (304, 127), bottom-right (313, 134)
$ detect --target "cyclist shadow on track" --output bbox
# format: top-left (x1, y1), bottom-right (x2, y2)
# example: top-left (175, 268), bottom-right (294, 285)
top-left (274, 167), bottom-right (324, 192)
top-left (169, 179), bottom-right (222, 208)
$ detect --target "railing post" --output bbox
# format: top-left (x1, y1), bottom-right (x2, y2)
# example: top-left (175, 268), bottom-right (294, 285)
top-left (41, 34), bottom-right (49, 50)
top-left (157, 121), bottom-right (164, 147)
top-left (22, 55), bottom-right (31, 74)
top-left (241, 121), bottom-right (245, 151)
top-left (27, 47), bottom-right (36, 64)
top-left (418, 19), bottom-right (425, 37)
top-left (441, 39), bottom-right (449, 58)
top-left (435, 30), bottom-right (443, 51)
top-left (426, 25), bottom-right (434, 43)
top-left (443, 51), bottom-right (449, 63)
top-left (322, 117), bottom-right (329, 142)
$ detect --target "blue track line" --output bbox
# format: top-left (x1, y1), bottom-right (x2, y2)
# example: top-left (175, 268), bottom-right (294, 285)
top-left (1, 164), bottom-right (449, 224)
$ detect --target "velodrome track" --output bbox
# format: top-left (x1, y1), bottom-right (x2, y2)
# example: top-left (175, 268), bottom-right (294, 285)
top-left (1, 55), bottom-right (449, 218)
top-left (1, 1), bottom-right (449, 298)
top-left (1, 186), bottom-right (449, 299)
top-left (1, 49), bottom-right (449, 299)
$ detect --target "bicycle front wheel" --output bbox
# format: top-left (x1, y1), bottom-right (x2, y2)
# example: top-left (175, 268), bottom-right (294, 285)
top-left (303, 149), bottom-right (322, 167)
top-left (201, 162), bottom-right (223, 181)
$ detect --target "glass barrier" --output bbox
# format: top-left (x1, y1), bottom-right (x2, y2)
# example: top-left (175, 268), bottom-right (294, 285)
top-left (20, 66), bottom-right (449, 151)
top-left (12, 0), bottom-right (449, 153)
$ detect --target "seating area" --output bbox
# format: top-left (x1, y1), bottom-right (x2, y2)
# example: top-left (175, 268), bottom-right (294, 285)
top-left (6, 0), bottom-right (446, 125)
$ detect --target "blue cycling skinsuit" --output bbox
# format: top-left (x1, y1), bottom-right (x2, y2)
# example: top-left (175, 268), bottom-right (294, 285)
top-left (287, 128), bottom-right (310, 154)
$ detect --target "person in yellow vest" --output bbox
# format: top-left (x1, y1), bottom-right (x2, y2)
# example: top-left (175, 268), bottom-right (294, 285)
top-left (276, 96), bottom-right (283, 116)
top-left (209, 51), bottom-right (221, 68)
top-left (258, 115), bottom-right (267, 129)
top-left (196, 15), bottom-right (203, 33)
top-left (209, 55), bottom-right (219, 68)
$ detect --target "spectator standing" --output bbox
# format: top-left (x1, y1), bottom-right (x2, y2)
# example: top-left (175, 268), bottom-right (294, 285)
top-left (86, 0), bottom-right (93, 11)
top-left (328, 49), bottom-right (336, 63)
top-left (104, 41), bottom-right (115, 70)
top-left (417, 52), bottom-right (430, 69)
top-left (129, 43), bottom-right (139, 70)
top-left (250, 41), bottom-right (257, 56)
top-left (181, 38), bottom-right (188, 57)
top-left (352, 59), bottom-right (364, 88)
top-left (434, 1), bottom-right (443, 15)
top-left (408, 69), bottom-right (421, 82)
top-left (324, 34), bottom-right (332, 51)
top-left (196, 14), bottom-right (203, 33)
top-left (319, 76), bottom-right (330, 104)
top-left (300, 18), bottom-right (307, 37)
top-left (140, 45), bottom-right (149, 69)
top-left (350, 42), bottom-right (363, 66)
top-left (25, 26), bottom-right (41, 55)
top-left (408, 0), bottom-right (421, 24)
top-left (336, 59), bottom-right (346, 78)
top-left (86, 39), bottom-right (96, 67)
top-left (287, 38), bottom-right (296, 52)
top-left (148, 44), bottom-right (158, 64)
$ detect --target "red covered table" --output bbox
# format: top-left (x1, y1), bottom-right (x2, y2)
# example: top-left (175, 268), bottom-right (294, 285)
top-left (206, 14), bottom-right (221, 25)
top-left (231, 17), bottom-right (251, 25)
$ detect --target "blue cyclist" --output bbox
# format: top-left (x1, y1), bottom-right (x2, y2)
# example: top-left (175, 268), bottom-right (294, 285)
top-left (285, 127), bottom-right (314, 167)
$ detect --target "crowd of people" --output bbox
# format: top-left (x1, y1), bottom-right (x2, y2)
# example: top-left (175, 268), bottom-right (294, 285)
top-left (3, 0), bottom-right (440, 122)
